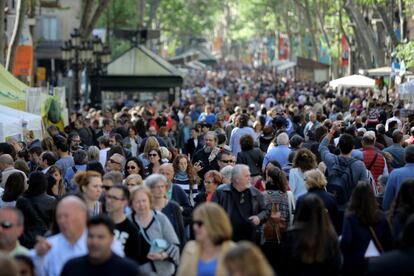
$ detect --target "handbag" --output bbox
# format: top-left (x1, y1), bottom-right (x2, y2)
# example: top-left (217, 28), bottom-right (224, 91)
top-left (134, 211), bottom-right (170, 254)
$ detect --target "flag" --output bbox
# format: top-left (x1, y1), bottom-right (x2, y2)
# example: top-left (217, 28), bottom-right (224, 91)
top-left (319, 36), bottom-right (330, 64)
top-left (341, 35), bottom-right (350, 67)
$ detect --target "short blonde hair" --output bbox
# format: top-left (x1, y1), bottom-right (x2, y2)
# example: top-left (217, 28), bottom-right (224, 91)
top-left (304, 169), bottom-right (327, 189)
top-left (124, 174), bottom-right (143, 186)
top-left (193, 203), bottom-right (232, 245)
top-left (130, 185), bottom-right (153, 207)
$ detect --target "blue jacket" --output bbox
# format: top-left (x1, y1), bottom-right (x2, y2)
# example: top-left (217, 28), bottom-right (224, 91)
top-left (383, 163), bottom-right (414, 210)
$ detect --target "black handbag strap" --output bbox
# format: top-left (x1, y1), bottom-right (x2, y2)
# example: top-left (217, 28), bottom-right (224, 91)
top-left (366, 152), bottom-right (379, 171)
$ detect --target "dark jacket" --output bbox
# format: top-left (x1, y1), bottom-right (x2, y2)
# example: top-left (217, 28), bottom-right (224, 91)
top-left (340, 212), bottom-right (392, 276)
top-left (212, 184), bottom-right (271, 243)
top-left (171, 184), bottom-right (193, 226)
top-left (162, 200), bottom-right (186, 249)
top-left (192, 148), bottom-right (219, 179)
top-left (279, 227), bottom-right (342, 276)
top-left (366, 248), bottom-right (414, 276)
top-left (237, 148), bottom-right (264, 177)
top-left (184, 137), bottom-right (204, 158)
top-left (78, 127), bottom-right (95, 147)
top-left (297, 189), bottom-right (340, 234)
top-left (16, 194), bottom-right (56, 248)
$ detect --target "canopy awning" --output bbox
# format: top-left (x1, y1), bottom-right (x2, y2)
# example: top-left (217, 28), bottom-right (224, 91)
top-left (329, 74), bottom-right (375, 89)
top-left (0, 63), bottom-right (28, 110)
top-left (366, 66), bottom-right (412, 77)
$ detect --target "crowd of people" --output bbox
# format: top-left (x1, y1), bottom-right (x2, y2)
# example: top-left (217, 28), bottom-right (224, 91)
top-left (0, 64), bottom-right (414, 276)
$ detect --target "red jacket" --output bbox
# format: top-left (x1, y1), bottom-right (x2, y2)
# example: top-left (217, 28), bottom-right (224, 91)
top-left (363, 147), bottom-right (385, 182)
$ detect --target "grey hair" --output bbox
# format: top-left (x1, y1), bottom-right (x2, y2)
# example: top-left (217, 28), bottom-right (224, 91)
top-left (144, 174), bottom-right (167, 189)
top-left (0, 154), bottom-right (14, 166)
top-left (231, 164), bottom-right (249, 184)
top-left (111, 153), bottom-right (126, 168)
top-left (0, 207), bottom-right (24, 225)
top-left (276, 132), bottom-right (289, 146)
top-left (103, 171), bottom-right (124, 185)
top-left (87, 146), bottom-right (100, 162)
top-left (206, 131), bottom-right (218, 142)
top-left (220, 165), bottom-right (234, 182)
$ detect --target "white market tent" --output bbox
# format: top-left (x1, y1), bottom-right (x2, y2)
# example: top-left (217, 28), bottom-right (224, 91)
top-left (329, 74), bottom-right (376, 89)
top-left (0, 104), bottom-right (43, 142)
top-left (398, 79), bottom-right (414, 104)
top-left (366, 66), bottom-right (412, 77)
top-left (0, 113), bottom-right (22, 141)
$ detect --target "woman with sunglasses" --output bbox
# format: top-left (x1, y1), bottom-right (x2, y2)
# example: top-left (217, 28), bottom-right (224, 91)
top-left (145, 149), bottom-right (163, 177)
top-left (128, 185), bottom-right (180, 275)
top-left (124, 157), bottom-right (146, 179)
top-left (177, 202), bottom-right (234, 276)
top-left (73, 171), bottom-right (103, 216)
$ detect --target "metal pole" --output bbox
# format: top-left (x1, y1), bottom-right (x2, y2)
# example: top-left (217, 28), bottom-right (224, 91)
top-left (399, 0), bottom-right (404, 41)
top-left (74, 49), bottom-right (80, 111)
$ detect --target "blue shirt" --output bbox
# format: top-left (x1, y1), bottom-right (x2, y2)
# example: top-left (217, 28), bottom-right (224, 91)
top-left (197, 258), bottom-right (218, 276)
top-left (263, 145), bottom-right (291, 170)
top-left (383, 144), bottom-right (406, 169)
top-left (64, 164), bottom-right (87, 192)
top-left (383, 163), bottom-right (414, 211)
top-left (229, 126), bottom-right (256, 156)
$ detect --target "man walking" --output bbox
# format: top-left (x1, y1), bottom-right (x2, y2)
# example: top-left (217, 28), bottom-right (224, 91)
top-left (213, 164), bottom-right (271, 243)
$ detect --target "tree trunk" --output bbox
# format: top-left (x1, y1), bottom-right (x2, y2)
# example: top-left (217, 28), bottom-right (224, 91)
top-left (80, 0), bottom-right (93, 33)
top-left (313, 0), bottom-right (331, 49)
top-left (138, 0), bottom-right (146, 28)
top-left (373, 1), bottom-right (398, 48)
top-left (280, 0), bottom-right (294, 60)
top-left (81, 0), bottom-right (111, 39)
top-left (344, 0), bottom-right (385, 67)
top-left (295, 0), bottom-right (319, 60)
top-left (352, 25), bottom-right (370, 69)
top-left (0, 0), bottom-right (6, 65)
top-left (146, 0), bottom-right (161, 29)
top-left (6, 0), bottom-right (27, 72)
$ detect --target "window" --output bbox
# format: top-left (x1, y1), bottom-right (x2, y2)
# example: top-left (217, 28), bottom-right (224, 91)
top-left (41, 17), bottom-right (59, 41)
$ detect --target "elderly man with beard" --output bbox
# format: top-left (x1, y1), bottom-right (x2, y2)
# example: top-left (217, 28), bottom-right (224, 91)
top-left (192, 131), bottom-right (220, 179)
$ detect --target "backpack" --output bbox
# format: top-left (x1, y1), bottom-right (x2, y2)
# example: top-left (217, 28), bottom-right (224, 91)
top-left (263, 193), bottom-right (288, 243)
top-left (326, 157), bottom-right (357, 208)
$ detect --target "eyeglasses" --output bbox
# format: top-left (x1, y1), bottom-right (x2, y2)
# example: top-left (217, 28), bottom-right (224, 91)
top-left (192, 220), bottom-right (204, 227)
top-left (105, 194), bottom-right (124, 201)
top-left (127, 166), bottom-right (136, 170)
top-left (0, 221), bottom-right (13, 229)
top-left (102, 185), bottom-right (112, 191)
top-left (240, 193), bottom-right (245, 204)
top-left (109, 159), bottom-right (120, 164)
top-left (148, 153), bottom-right (158, 157)
top-left (221, 159), bottom-right (235, 164)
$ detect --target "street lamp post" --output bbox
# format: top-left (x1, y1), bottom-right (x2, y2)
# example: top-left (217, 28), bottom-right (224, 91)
top-left (62, 29), bottom-right (111, 111)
